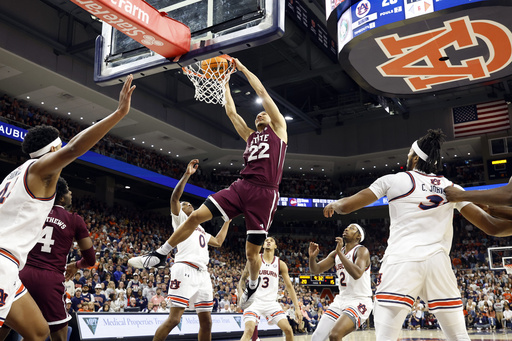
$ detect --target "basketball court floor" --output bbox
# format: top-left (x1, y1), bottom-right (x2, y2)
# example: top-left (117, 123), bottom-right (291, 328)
top-left (233, 329), bottom-right (512, 341)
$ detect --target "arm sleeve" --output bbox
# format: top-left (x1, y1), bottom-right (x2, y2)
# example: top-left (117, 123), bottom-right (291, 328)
top-left (77, 246), bottom-right (96, 268)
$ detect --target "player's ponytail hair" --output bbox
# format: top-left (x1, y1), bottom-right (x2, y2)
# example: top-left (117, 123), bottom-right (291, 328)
top-left (415, 129), bottom-right (445, 174)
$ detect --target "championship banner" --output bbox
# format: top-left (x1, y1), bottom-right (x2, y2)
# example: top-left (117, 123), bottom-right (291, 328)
top-left (70, 0), bottom-right (190, 58)
top-left (77, 313), bottom-right (280, 339)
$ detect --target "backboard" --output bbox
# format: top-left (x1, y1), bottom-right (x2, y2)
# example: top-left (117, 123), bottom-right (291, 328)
top-left (94, 0), bottom-right (285, 86)
top-left (487, 246), bottom-right (512, 271)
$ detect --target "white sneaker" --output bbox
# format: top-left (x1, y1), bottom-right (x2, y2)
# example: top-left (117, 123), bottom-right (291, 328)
top-left (239, 277), bottom-right (261, 310)
top-left (128, 251), bottom-right (167, 269)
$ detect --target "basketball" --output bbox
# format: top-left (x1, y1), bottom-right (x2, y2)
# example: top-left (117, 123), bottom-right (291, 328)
top-left (201, 56), bottom-right (230, 79)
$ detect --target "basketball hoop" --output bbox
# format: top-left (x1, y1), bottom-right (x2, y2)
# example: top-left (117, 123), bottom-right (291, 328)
top-left (182, 55), bottom-right (236, 106)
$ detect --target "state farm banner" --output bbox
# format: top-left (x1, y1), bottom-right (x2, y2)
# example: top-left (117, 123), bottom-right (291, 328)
top-left (77, 312), bottom-right (280, 339)
top-left (71, 0), bottom-right (190, 58)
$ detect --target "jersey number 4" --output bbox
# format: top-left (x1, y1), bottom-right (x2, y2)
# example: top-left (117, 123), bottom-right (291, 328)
top-left (37, 226), bottom-right (56, 253)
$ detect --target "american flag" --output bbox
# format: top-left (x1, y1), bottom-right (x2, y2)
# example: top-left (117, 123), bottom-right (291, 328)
top-left (452, 100), bottom-right (510, 138)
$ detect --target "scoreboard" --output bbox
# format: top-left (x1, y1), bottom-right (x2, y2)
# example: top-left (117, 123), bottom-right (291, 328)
top-left (335, 0), bottom-right (487, 52)
top-left (299, 274), bottom-right (337, 286)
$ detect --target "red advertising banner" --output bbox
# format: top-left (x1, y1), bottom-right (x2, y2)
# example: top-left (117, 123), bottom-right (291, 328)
top-left (71, 0), bottom-right (191, 58)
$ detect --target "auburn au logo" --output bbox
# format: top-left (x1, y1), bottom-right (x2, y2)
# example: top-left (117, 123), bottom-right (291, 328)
top-left (376, 16), bottom-right (512, 91)
top-left (169, 279), bottom-right (181, 290)
top-left (0, 289), bottom-right (8, 308)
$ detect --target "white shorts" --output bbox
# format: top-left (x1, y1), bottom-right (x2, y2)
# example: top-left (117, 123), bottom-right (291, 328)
top-left (243, 300), bottom-right (286, 326)
top-left (324, 295), bottom-right (373, 328)
top-left (375, 251), bottom-right (462, 312)
top-left (167, 262), bottom-right (213, 312)
top-left (0, 251), bottom-right (27, 327)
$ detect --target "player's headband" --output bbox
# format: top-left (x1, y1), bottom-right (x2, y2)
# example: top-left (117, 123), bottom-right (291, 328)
top-left (412, 140), bottom-right (428, 161)
top-left (29, 137), bottom-right (62, 158)
top-left (351, 223), bottom-right (365, 242)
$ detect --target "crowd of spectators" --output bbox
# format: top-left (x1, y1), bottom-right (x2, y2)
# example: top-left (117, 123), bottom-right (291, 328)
top-left (0, 93), bottom-right (485, 200)
top-left (53, 193), bottom-right (511, 334)
top-left (1, 93), bottom-right (510, 333)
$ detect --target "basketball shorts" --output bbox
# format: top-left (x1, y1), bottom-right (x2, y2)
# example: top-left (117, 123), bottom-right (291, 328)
top-left (323, 295), bottom-right (373, 329)
top-left (167, 262), bottom-right (213, 312)
top-left (209, 179), bottom-right (279, 234)
top-left (243, 300), bottom-right (286, 326)
top-left (0, 250), bottom-right (27, 327)
top-left (375, 251), bottom-right (463, 313)
top-left (19, 264), bottom-right (70, 325)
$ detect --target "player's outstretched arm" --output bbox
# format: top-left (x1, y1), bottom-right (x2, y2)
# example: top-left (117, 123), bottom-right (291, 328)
top-left (224, 82), bottom-right (253, 141)
top-left (280, 260), bottom-right (302, 322)
top-left (445, 182), bottom-right (512, 206)
top-left (324, 188), bottom-right (378, 218)
top-left (335, 238), bottom-right (370, 280)
top-left (170, 159), bottom-right (199, 215)
top-left (308, 242), bottom-right (335, 274)
top-left (460, 203), bottom-right (512, 237)
top-left (30, 76), bottom-right (136, 193)
top-left (208, 220), bottom-right (231, 247)
top-left (233, 58), bottom-right (287, 142)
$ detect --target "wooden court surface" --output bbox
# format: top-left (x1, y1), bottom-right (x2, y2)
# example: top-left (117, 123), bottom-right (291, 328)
top-left (251, 328), bottom-right (512, 340)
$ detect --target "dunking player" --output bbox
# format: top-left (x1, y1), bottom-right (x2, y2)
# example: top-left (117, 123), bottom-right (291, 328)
top-left (0, 75), bottom-right (135, 340)
top-left (131, 58), bottom-right (287, 308)
top-left (309, 224), bottom-right (372, 341)
top-left (237, 237), bottom-right (302, 341)
top-left (132, 159), bottom-right (231, 341)
top-left (323, 129), bottom-right (512, 341)
top-left (17, 177), bottom-right (94, 341)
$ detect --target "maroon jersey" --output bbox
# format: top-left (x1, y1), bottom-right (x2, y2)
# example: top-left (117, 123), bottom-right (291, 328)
top-left (241, 126), bottom-right (287, 187)
top-left (25, 205), bottom-right (89, 273)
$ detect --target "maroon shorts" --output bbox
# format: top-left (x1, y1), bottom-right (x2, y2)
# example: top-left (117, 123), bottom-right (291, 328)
top-left (19, 265), bottom-right (70, 325)
top-left (210, 179), bottom-right (279, 234)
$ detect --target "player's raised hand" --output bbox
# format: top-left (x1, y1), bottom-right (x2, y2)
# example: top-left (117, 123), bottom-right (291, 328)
top-left (309, 242), bottom-right (320, 258)
top-left (323, 203), bottom-right (336, 218)
top-left (232, 58), bottom-right (247, 73)
top-left (335, 237), bottom-right (344, 253)
top-left (444, 186), bottom-right (464, 202)
top-left (116, 74), bottom-right (136, 117)
top-left (186, 159), bottom-right (199, 175)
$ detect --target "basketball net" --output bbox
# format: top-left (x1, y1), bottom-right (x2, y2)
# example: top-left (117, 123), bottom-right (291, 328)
top-left (182, 55), bottom-right (236, 106)
top-left (505, 264), bottom-right (512, 274)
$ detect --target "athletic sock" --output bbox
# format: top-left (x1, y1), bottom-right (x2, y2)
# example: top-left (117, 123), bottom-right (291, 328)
top-left (156, 242), bottom-right (173, 256)
top-left (248, 278), bottom-right (258, 290)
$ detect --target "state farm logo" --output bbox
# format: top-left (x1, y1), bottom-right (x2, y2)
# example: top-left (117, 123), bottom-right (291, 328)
top-left (289, 198), bottom-right (297, 206)
top-left (141, 35), bottom-right (164, 47)
top-left (376, 16), bottom-right (512, 92)
top-left (356, 0), bottom-right (371, 19)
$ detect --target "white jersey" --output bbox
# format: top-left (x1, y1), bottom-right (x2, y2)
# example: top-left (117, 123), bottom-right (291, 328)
top-left (172, 209), bottom-right (211, 270)
top-left (0, 159), bottom-right (55, 269)
top-left (335, 245), bottom-right (372, 299)
top-left (369, 170), bottom-right (469, 264)
top-left (253, 255), bottom-right (280, 303)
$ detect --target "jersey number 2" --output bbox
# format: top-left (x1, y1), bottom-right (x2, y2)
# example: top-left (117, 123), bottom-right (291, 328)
top-left (37, 226), bottom-right (56, 253)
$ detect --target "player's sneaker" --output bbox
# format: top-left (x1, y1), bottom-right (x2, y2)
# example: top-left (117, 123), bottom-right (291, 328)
top-left (239, 277), bottom-right (261, 310)
top-left (128, 251), bottom-right (167, 269)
